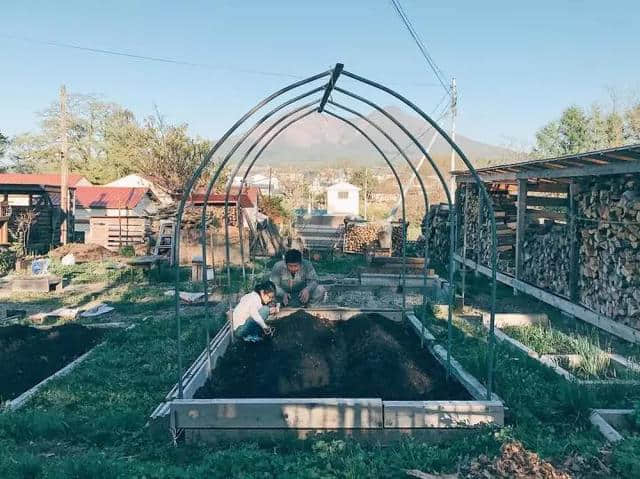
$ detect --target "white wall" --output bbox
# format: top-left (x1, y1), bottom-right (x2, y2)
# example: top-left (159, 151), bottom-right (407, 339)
top-left (327, 187), bottom-right (359, 215)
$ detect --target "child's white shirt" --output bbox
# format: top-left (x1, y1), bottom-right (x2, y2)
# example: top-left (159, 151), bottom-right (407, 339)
top-left (232, 291), bottom-right (268, 331)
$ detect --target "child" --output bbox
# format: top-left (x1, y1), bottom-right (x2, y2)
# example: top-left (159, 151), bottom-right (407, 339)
top-left (233, 280), bottom-right (277, 342)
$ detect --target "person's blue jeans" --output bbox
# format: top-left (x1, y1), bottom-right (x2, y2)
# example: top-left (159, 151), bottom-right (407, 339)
top-left (236, 306), bottom-right (270, 341)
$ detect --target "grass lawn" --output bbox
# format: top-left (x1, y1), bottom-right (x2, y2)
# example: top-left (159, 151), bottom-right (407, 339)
top-left (0, 259), bottom-right (639, 478)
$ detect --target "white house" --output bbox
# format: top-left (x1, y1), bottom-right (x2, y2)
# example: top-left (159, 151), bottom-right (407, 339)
top-left (106, 174), bottom-right (174, 206)
top-left (326, 182), bottom-right (360, 216)
top-left (233, 174), bottom-right (280, 194)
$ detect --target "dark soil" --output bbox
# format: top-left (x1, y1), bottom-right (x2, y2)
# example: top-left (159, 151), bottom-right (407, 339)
top-left (0, 324), bottom-right (104, 402)
top-left (196, 312), bottom-right (470, 400)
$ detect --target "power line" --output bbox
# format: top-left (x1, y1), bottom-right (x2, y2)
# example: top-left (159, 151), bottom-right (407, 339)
top-left (0, 33), bottom-right (304, 79)
top-left (1, 32), bottom-right (451, 89)
top-left (388, 0), bottom-right (451, 96)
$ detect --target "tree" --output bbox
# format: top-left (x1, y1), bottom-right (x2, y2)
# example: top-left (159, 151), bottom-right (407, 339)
top-left (348, 168), bottom-right (378, 201)
top-left (557, 106), bottom-right (589, 155)
top-left (0, 132), bottom-right (8, 172)
top-left (533, 121), bottom-right (563, 158)
top-left (625, 103), bottom-right (640, 142)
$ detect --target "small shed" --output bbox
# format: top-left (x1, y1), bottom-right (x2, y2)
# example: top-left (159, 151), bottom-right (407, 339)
top-left (326, 182), bottom-right (360, 216)
top-left (75, 186), bottom-right (158, 248)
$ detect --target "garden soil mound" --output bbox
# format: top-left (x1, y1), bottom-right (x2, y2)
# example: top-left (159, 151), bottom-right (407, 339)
top-left (196, 311), bottom-right (470, 400)
top-left (0, 324), bottom-right (103, 402)
top-left (49, 243), bottom-right (118, 262)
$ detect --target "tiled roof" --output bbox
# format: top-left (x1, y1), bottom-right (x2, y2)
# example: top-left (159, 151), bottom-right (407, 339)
top-left (75, 187), bottom-right (148, 209)
top-left (0, 173), bottom-right (90, 187)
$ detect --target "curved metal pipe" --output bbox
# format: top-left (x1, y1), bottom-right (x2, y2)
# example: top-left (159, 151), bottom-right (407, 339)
top-left (328, 101), bottom-right (432, 312)
top-left (342, 69), bottom-right (498, 399)
top-left (332, 88), bottom-right (458, 377)
top-left (173, 69), bottom-right (331, 398)
top-left (220, 102), bottom-right (320, 292)
top-left (229, 109), bottom-right (408, 311)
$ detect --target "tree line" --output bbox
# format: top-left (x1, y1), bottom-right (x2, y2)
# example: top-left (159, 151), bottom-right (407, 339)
top-left (0, 93), bottom-right (220, 193)
top-left (533, 100), bottom-right (640, 158)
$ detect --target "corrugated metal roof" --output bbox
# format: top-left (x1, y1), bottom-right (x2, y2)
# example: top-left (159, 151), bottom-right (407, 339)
top-left (75, 187), bottom-right (148, 209)
top-left (0, 173), bottom-right (90, 187)
top-left (453, 143), bottom-right (640, 181)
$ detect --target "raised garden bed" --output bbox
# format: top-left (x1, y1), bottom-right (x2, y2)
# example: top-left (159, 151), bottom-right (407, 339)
top-left (195, 311), bottom-right (470, 400)
top-left (152, 308), bottom-right (504, 443)
top-left (478, 323), bottom-right (640, 386)
top-left (0, 324), bottom-right (104, 406)
top-left (590, 408), bottom-right (640, 442)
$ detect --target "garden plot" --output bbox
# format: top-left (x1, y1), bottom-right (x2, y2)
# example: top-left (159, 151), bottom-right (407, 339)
top-left (485, 321), bottom-right (640, 385)
top-left (0, 323), bottom-right (104, 407)
top-left (154, 309), bottom-right (504, 443)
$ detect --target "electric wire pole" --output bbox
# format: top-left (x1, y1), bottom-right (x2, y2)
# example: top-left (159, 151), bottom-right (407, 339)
top-left (59, 85), bottom-right (69, 245)
top-left (449, 77), bottom-right (457, 200)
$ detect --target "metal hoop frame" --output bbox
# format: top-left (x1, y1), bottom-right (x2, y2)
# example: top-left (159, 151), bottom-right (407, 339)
top-left (172, 63), bottom-right (498, 401)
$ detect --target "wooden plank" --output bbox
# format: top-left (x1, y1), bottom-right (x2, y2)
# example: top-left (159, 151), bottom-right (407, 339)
top-left (528, 182), bottom-right (569, 193)
top-left (590, 410), bottom-right (626, 442)
top-left (525, 195), bottom-right (567, 208)
top-left (406, 313), bottom-right (436, 342)
top-left (514, 179), bottom-right (527, 295)
top-left (7, 342), bottom-right (105, 411)
top-left (526, 209), bottom-right (566, 222)
top-left (431, 344), bottom-right (501, 402)
top-left (482, 313), bottom-right (548, 328)
top-left (383, 400), bottom-right (504, 428)
top-left (453, 253), bottom-right (640, 344)
top-left (568, 182), bottom-right (579, 301)
top-left (170, 398), bottom-right (384, 429)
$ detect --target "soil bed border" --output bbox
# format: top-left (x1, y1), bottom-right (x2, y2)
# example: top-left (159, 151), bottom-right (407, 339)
top-left (151, 309), bottom-right (504, 443)
top-left (461, 314), bottom-right (640, 388)
top-left (590, 409), bottom-right (637, 442)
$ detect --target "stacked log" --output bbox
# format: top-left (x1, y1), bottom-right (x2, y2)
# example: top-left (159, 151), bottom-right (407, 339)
top-left (391, 221), bottom-right (408, 257)
top-left (522, 224), bottom-right (570, 297)
top-left (457, 184), bottom-right (516, 275)
top-left (577, 175), bottom-right (640, 328)
top-left (152, 204), bottom-right (233, 233)
top-left (344, 221), bottom-right (382, 253)
top-left (423, 204), bottom-right (450, 266)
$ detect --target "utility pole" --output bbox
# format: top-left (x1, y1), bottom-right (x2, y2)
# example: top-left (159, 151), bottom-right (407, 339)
top-left (59, 85), bottom-right (69, 245)
top-left (364, 168), bottom-right (368, 220)
top-left (449, 77), bottom-right (458, 201)
top-left (268, 167), bottom-right (272, 198)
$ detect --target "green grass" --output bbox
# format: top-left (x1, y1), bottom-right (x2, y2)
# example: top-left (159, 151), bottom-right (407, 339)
top-left (1, 259), bottom-right (640, 478)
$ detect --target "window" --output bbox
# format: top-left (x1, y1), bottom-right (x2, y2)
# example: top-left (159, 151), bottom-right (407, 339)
top-left (338, 191), bottom-right (349, 199)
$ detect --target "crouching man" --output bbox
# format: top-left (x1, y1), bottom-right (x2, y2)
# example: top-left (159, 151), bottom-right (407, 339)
top-left (269, 249), bottom-right (326, 307)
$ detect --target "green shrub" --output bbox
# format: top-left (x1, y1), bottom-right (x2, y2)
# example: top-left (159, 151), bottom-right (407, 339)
top-left (0, 248), bottom-right (16, 276)
top-left (118, 245), bottom-right (135, 257)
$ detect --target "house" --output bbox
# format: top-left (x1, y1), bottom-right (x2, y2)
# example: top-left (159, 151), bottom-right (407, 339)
top-left (191, 186), bottom-right (260, 227)
top-left (326, 182), bottom-right (360, 216)
top-left (232, 174), bottom-right (280, 194)
top-left (0, 173), bottom-right (92, 189)
top-left (106, 174), bottom-right (174, 206)
top-left (0, 173), bottom-right (79, 252)
top-left (74, 186), bottom-right (159, 247)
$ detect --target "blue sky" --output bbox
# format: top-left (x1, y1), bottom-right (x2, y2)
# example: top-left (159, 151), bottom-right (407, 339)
top-left (2, 0), bottom-right (639, 149)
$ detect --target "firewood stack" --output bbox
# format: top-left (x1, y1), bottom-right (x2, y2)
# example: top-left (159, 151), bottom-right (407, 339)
top-left (344, 221), bottom-right (382, 253)
top-left (577, 175), bottom-right (640, 327)
top-left (522, 224), bottom-right (570, 297)
top-left (423, 204), bottom-right (450, 266)
top-left (391, 221), bottom-right (408, 257)
top-left (458, 184), bottom-right (516, 275)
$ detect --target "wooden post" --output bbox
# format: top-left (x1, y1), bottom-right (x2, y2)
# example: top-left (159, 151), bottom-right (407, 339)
top-left (59, 85), bottom-right (69, 245)
top-left (474, 184), bottom-right (483, 277)
top-left (514, 179), bottom-right (528, 295)
top-left (568, 181), bottom-right (579, 302)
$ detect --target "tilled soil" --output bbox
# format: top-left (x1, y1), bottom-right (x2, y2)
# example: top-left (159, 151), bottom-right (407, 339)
top-left (196, 311), bottom-right (470, 400)
top-left (0, 324), bottom-right (104, 402)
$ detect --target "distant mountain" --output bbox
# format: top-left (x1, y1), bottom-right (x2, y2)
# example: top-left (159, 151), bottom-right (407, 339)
top-left (228, 106), bottom-right (516, 171)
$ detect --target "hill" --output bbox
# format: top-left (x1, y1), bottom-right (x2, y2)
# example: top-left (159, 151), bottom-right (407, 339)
top-left (232, 106), bottom-right (517, 170)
